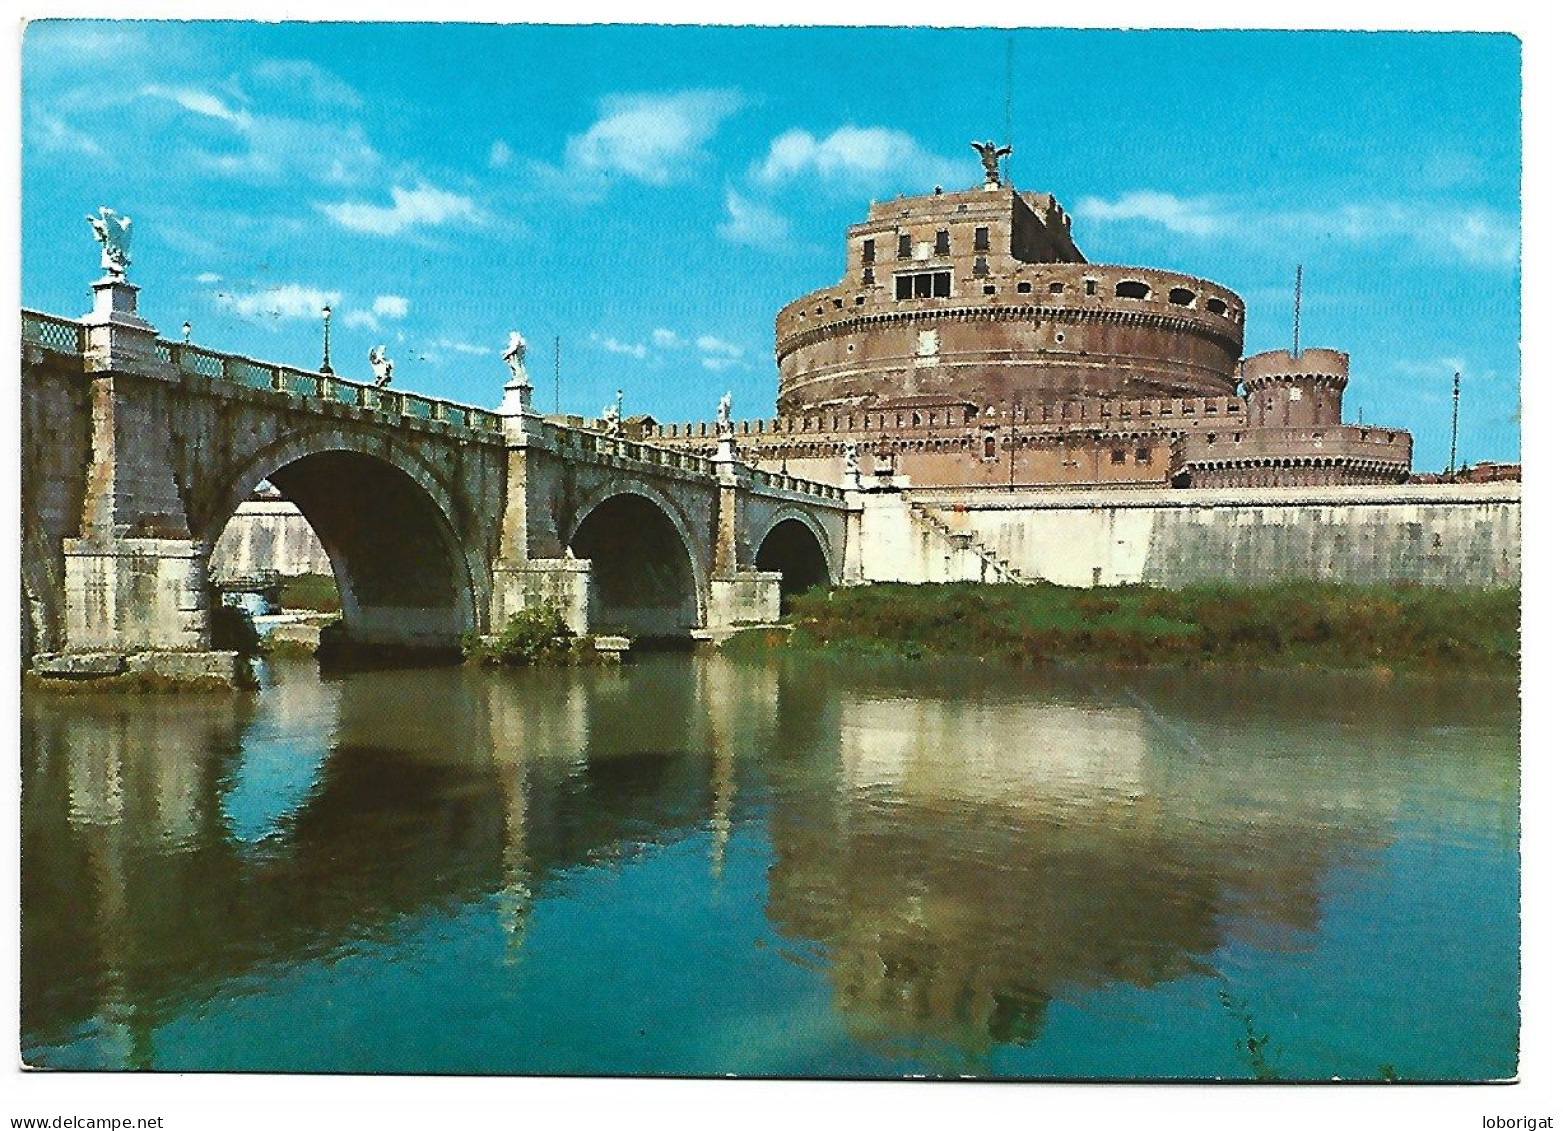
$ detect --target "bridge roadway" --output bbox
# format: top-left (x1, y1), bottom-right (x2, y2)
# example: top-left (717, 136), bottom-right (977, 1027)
top-left (21, 274), bottom-right (854, 670)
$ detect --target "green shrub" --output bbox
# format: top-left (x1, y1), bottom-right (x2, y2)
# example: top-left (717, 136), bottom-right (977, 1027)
top-left (279, 572), bottom-right (341, 613)
top-left (210, 603), bottom-right (261, 656)
top-left (471, 606), bottom-right (575, 666)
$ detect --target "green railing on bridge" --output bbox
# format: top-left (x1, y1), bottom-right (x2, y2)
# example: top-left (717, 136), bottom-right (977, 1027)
top-left (23, 310), bottom-right (506, 435)
top-left (21, 310), bottom-right (86, 355)
top-left (22, 310), bottom-right (846, 501)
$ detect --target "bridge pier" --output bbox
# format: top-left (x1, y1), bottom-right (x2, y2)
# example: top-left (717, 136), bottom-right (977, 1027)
top-left (62, 537), bottom-right (213, 652)
top-left (706, 438), bottom-right (783, 629)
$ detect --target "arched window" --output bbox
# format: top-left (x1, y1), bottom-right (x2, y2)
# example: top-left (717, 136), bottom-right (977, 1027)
top-left (1116, 280), bottom-right (1151, 299)
top-left (1169, 287), bottom-right (1196, 307)
top-left (983, 435), bottom-right (997, 460)
top-left (1206, 298), bottom-right (1228, 315)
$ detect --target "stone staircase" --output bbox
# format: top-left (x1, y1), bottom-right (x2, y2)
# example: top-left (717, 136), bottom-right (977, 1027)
top-left (905, 500), bottom-right (1026, 584)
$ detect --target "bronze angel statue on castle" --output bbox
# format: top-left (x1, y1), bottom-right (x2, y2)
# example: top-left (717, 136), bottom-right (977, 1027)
top-left (971, 140), bottom-right (1011, 186)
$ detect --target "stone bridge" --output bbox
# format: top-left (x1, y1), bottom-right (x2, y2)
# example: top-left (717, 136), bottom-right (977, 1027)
top-left (21, 274), bottom-right (854, 668)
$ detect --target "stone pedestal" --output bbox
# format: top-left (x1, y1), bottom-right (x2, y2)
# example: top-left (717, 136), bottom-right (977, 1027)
top-left (708, 570), bottom-right (782, 628)
top-left (61, 537), bottom-right (212, 652)
top-left (82, 277), bottom-right (164, 376)
top-left (490, 557), bottom-right (593, 636)
top-left (499, 379), bottom-right (534, 417)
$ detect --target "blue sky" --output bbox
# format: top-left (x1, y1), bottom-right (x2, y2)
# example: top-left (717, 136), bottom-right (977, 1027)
top-left (21, 23), bottom-right (1520, 469)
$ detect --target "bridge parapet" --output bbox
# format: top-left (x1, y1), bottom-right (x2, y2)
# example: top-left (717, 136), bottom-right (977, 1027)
top-left (23, 310), bottom-right (507, 436)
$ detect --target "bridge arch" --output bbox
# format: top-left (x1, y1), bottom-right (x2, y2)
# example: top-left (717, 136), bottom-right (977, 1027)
top-left (754, 509), bottom-right (836, 600)
top-left (203, 428), bottom-right (486, 654)
top-left (565, 483), bottom-right (705, 638)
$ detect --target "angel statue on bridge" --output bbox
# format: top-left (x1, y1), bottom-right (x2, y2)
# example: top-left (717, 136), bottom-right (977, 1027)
top-left (502, 331), bottom-right (531, 388)
top-left (717, 390), bottom-right (733, 434)
top-left (369, 345), bottom-right (394, 388)
top-left (85, 207), bottom-right (132, 277)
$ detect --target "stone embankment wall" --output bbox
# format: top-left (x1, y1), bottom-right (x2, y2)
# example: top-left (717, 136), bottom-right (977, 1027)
top-left (211, 500), bottom-right (332, 577)
top-left (904, 483), bottom-right (1519, 589)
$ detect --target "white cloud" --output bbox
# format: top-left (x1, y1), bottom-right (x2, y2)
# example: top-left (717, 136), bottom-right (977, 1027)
top-left (247, 59), bottom-right (363, 110)
top-left (372, 294), bottom-right (409, 319)
top-left (594, 334), bottom-right (648, 360)
top-left (589, 327), bottom-right (747, 367)
top-left (141, 83), bottom-right (251, 127)
top-left (30, 111), bottom-right (104, 156)
top-left (1076, 189), bottom-right (1519, 271)
top-left (1076, 191), bottom-right (1225, 237)
top-left (196, 272), bottom-right (223, 284)
top-left (343, 310), bottom-right (381, 331)
top-left (436, 339), bottom-right (491, 356)
top-left (752, 126), bottom-right (963, 192)
top-left (489, 140), bottom-right (513, 169)
top-left (696, 334), bottom-right (743, 359)
top-left (137, 80), bottom-right (382, 185)
top-left (544, 89), bottom-right (742, 195)
top-left (319, 185), bottom-right (483, 236)
top-left (214, 283), bottom-right (341, 323)
top-left (720, 187), bottom-right (790, 248)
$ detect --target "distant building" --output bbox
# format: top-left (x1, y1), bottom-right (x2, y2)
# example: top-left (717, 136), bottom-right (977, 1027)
top-left (650, 159), bottom-right (1414, 490)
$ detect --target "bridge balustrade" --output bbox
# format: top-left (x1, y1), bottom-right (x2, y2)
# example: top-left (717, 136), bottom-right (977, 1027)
top-left (21, 310), bottom-right (508, 437)
top-left (22, 311), bottom-right (86, 354)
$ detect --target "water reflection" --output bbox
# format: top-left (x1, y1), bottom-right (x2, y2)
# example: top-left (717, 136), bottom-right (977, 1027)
top-left (20, 656), bottom-right (1517, 1077)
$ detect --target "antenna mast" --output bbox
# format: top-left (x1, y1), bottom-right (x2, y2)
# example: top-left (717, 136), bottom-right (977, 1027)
top-left (1292, 264), bottom-right (1303, 359)
top-left (1003, 35), bottom-right (1014, 184)
top-left (1448, 370), bottom-right (1461, 477)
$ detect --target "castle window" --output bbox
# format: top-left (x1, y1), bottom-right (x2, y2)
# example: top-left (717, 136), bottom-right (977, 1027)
top-left (862, 267), bottom-right (875, 286)
top-left (984, 435), bottom-right (997, 460)
top-left (896, 270), bottom-right (952, 300)
top-left (912, 412), bottom-right (922, 425)
top-left (983, 284), bottom-right (997, 295)
top-left (1111, 449), bottom-right (1126, 465)
top-left (1049, 281), bottom-right (1065, 294)
top-left (862, 239), bottom-right (876, 265)
top-left (1135, 446), bottom-right (1152, 464)
top-left (855, 295), bottom-right (866, 305)
top-left (1017, 281), bottom-right (1033, 294)
top-left (834, 297), bottom-right (844, 309)
top-left (1085, 279), bottom-right (1098, 296)
top-left (974, 226), bottom-right (990, 251)
top-left (1206, 297), bottom-right (1228, 315)
top-left (1115, 280), bottom-right (1151, 299)
top-left (1169, 287), bottom-right (1196, 306)
top-left (974, 257), bottom-right (990, 278)
top-left (897, 234), bottom-right (912, 259)
top-left (935, 229), bottom-right (950, 255)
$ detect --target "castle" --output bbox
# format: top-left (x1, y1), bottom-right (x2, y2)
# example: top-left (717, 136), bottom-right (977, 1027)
top-left (640, 149), bottom-right (1413, 491)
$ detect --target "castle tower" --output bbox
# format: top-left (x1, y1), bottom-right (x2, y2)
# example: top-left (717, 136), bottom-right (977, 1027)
top-left (1242, 348), bottom-right (1349, 429)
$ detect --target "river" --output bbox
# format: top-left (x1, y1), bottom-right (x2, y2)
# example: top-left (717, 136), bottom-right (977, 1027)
top-left (20, 653), bottom-right (1518, 1080)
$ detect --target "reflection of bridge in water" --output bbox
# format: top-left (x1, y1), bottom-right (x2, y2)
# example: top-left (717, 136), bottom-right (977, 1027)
top-left (22, 659), bottom-right (1501, 1070)
top-left (21, 263), bottom-right (850, 671)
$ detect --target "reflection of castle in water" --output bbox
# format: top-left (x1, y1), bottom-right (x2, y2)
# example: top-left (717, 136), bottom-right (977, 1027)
top-left (760, 672), bottom-right (1421, 1060)
top-left (20, 659), bottom-right (1483, 1066)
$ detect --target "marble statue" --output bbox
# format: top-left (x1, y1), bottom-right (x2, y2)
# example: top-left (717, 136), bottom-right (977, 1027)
top-left (369, 345), bottom-right (394, 387)
top-left (717, 390), bottom-right (733, 432)
top-left (843, 440), bottom-right (861, 482)
top-left (602, 400), bottom-right (621, 436)
top-left (503, 331), bottom-right (530, 387)
top-left (86, 207), bottom-right (132, 277)
top-left (970, 140), bottom-right (1012, 186)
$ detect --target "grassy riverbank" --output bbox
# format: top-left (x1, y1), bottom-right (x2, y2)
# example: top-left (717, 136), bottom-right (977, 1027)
top-left (725, 581), bottom-right (1519, 672)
